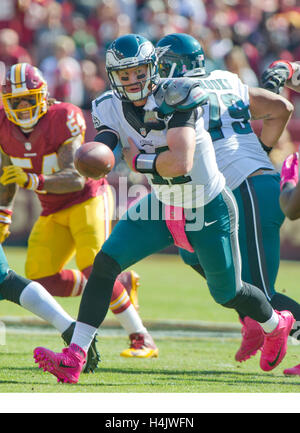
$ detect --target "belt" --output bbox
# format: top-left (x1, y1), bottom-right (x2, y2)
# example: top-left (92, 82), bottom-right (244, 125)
top-left (247, 168), bottom-right (277, 178)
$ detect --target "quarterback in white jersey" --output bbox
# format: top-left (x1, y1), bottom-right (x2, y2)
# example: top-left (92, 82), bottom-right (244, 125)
top-left (92, 86), bottom-right (225, 208)
top-left (33, 34), bottom-right (294, 384)
top-left (157, 33), bottom-right (300, 374)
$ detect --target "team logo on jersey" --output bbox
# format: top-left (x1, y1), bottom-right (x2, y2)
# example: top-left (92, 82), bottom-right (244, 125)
top-left (92, 114), bottom-right (102, 130)
top-left (140, 128), bottom-right (147, 137)
top-left (24, 142), bottom-right (32, 151)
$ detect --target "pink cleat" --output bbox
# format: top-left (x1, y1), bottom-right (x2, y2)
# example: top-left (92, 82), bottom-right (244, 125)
top-left (260, 310), bottom-right (295, 372)
top-left (235, 316), bottom-right (265, 362)
top-left (284, 364), bottom-right (300, 376)
top-left (33, 343), bottom-right (86, 384)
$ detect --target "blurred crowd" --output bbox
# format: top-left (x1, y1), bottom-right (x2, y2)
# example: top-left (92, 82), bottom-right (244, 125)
top-left (0, 0), bottom-right (299, 169)
top-left (0, 0), bottom-right (299, 107)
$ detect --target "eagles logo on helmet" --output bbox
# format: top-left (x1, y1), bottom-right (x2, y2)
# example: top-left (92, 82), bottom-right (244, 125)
top-left (156, 33), bottom-right (206, 78)
top-left (1, 63), bottom-right (48, 130)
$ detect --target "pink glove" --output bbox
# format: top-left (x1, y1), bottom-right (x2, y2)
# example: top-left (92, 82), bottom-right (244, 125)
top-left (280, 152), bottom-right (299, 191)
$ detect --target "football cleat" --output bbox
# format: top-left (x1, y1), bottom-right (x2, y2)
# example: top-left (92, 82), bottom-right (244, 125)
top-left (117, 270), bottom-right (140, 311)
top-left (260, 310), bottom-right (295, 372)
top-left (235, 316), bottom-right (265, 362)
top-left (283, 363), bottom-right (300, 376)
top-left (33, 343), bottom-right (86, 384)
top-left (61, 322), bottom-right (100, 374)
top-left (120, 332), bottom-right (159, 358)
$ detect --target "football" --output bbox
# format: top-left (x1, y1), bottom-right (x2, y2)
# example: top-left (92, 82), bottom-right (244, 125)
top-left (74, 141), bottom-right (115, 179)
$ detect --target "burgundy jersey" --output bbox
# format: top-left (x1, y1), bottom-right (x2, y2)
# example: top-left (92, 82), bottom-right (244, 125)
top-left (0, 102), bottom-right (107, 216)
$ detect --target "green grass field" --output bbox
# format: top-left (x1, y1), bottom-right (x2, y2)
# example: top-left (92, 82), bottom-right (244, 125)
top-left (1, 247), bottom-right (300, 396)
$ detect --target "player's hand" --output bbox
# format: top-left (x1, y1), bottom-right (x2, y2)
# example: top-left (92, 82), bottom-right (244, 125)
top-left (0, 165), bottom-right (28, 187)
top-left (280, 152), bottom-right (299, 191)
top-left (0, 223), bottom-right (10, 243)
top-left (261, 64), bottom-right (290, 94)
top-left (0, 210), bottom-right (12, 243)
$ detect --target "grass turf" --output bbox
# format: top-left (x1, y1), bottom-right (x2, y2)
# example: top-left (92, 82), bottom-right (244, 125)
top-left (1, 247), bottom-right (300, 397)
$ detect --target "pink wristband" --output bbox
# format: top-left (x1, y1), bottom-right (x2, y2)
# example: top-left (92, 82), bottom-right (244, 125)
top-left (132, 155), bottom-right (138, 172)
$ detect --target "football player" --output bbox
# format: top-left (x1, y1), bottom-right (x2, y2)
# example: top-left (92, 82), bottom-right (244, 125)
top-left (0, 62), bottom-right (158, 359)
top-left (0, 243), bottom-right (99, 373)
top-left (156, 33), bottom-right (300, 374)
top-left (33, 34), bottom-right (294, 384)
top-left (262, 60), bottom-right (300, 225)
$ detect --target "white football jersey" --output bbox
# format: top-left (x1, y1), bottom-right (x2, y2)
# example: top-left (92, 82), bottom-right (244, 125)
top-left (193, 70), bottom-right (274, 190)
top-left (91, 87), bottom-right (225, 208)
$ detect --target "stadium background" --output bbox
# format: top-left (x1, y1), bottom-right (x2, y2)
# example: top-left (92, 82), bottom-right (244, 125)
top-left (1, 0), bottom-right (300, 259)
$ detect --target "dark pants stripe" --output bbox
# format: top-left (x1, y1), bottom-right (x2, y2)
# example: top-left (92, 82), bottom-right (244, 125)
top-left (239, 178), bottom-right (271, 300)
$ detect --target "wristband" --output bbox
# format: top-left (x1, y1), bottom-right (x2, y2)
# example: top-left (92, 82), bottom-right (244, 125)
top-left (259, 138), bottom-right (272, 154)
top-left (134, 153), bottom-right (159, 174)
top-left (24, 173), bottom-right (45, 191)
top-left (269, 60), bottom-right (293, 80)
top-left (0, 209), bottom-right (12, 224)
top-left (132, 154), bottom-right (138, 172)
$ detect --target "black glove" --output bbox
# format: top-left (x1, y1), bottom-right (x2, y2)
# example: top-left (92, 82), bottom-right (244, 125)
top-left (261, 63), bottom-right (290, 94)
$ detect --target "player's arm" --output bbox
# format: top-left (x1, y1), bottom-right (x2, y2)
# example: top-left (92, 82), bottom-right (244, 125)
top-left (280, 184), bottom-right (300, 220)
top-left (279, 153), bottom-right (300, 220)
top-left (0, 135), bottom-right (86, 194)
top-left (40, 134), bottom-right (86, 194)
top-left (94, 126), bottom-right (119, 151)
top-left (125, 110), bottom-right (197, 178)
top-left (249, 87), bottom-right (294, 152)
top-left (0, 152), bottom-right (17, 243)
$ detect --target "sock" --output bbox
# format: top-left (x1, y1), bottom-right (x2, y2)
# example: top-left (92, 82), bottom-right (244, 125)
top-left (223, 282), bottom-right (274, 322)
top-left (35, 270), bottom-right (86, 297)
top-left (115, 304), bottom-right (147, 335)
top-left (71, 321), bottom-right (98, 353)
top-left (19, 281), bottom-right (74, 333)
top-left (110, 279), bottom-right (131, 314)
top-left (259, 309), bottom-right (279, 334)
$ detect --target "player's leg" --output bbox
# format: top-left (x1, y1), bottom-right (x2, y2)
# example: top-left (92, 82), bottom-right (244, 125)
top-left (25, 214), bottom-right (86, 297)
top-left (3, 240), bottom-right (99, 373)
top-left (70, 191), bottom-right (159, 357)
top-left (234, 175), bottom-right (300, 361)
top-left (34, 193), bottom-right (173, 381)
top-left (186, 188), bottom-right (294, 371)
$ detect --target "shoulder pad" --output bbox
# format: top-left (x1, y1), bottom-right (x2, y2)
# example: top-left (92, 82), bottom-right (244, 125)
top-left (154, 78), bottom-right (208, 115)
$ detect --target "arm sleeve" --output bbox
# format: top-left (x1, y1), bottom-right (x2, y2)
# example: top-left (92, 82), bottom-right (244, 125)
top-left (94, 126), bottom-right (119, 151)
top-left (167, 110), bottom-right (197, 130)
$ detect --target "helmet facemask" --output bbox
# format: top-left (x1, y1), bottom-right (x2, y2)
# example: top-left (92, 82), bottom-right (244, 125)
top-left (3, 87), bottom-right (48, 130)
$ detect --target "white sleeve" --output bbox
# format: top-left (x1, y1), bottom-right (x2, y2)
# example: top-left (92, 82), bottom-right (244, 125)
top-left (91, 92), bottom-right (119, 133)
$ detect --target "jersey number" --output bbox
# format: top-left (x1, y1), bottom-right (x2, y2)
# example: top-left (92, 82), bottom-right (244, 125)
top-left (205, 92), bottom-right (252, 141)
top-left (10, 153), bottom-right (59, 175)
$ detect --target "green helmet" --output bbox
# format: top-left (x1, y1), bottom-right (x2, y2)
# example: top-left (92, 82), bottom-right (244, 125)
top-left (156, 33), bottom-right (205, 78)
top-left (106, 34), bottom-right (160, 102)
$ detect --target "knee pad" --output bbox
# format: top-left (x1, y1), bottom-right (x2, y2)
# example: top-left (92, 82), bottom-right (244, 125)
top-left (0, 270), bottom-right (31, 305)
